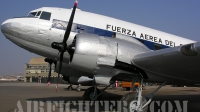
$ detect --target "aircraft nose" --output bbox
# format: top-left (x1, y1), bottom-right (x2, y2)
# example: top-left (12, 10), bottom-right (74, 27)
top-left (1, 18), bottom-right (22, 39)
top-left (1, 19), bottom-right (12, 35)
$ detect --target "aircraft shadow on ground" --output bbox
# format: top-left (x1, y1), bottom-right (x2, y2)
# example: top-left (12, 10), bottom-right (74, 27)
top-left (26, 91), bottom-right (123, 101)
top-left (26, 91), bottom-right (124, 111)
top-left (26, 89), bottom-right (200, 112)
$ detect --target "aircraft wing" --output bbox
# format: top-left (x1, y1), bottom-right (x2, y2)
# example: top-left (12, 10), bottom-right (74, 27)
top-left (131, 42), bottom-right (200, 83)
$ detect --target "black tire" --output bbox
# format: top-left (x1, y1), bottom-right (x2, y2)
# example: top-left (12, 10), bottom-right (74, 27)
top-left (76, 87), bottom-right (81, 92)
top-left (67, 86), bottom-right (72, 91)
top-left (125, 87), bottom-right (131, 90)
top-left (84, 87), bottom-right (102, 100)
top-left (121, 92), bottom-right (148, 112)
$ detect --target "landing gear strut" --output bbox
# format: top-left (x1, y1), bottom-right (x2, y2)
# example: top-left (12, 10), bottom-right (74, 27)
top-left (84, 87), bottom-right (101, 100)
top-left (121, 76), bottom-right (166, 112)
top-left (67, 84), bottom-right (82, 91)
top-left (76, 84), bottom-right (81, 92)
top-left (83, 76), bottom-right (114, 101)
top-left (67, 84), bottom-right (73, 91)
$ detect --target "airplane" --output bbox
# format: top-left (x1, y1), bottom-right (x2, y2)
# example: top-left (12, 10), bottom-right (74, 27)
top-left (1, 0), bottom-right (200, 111)
top-left (63, 75), bottom-right (93, 91)
top-left (16, 76), bottom-right (24, 81)
top-left (0, 77), bottom-right (17, 81)
top-left (0, 78), bottom-right (16, 81)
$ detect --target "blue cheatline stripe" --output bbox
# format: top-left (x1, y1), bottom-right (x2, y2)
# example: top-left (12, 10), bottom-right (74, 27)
top-left (51, 19), bottom-right (170, 50)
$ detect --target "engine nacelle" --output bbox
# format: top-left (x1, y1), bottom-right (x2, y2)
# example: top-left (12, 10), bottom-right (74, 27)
top-left (55, 61), bottom-right (93, 77)
top-left (69, 33), bottom-right (150, 75)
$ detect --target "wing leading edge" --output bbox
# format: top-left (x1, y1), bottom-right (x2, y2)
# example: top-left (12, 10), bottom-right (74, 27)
top-left (132, 42), bottom-right (200, 83)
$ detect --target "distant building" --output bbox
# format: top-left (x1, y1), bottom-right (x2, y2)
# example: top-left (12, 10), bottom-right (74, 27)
top-left (24, 57), bottom-right (59, 83)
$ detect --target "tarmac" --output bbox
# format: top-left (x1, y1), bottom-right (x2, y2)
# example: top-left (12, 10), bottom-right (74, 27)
top-left (0, 81), bottom-right (200, 112)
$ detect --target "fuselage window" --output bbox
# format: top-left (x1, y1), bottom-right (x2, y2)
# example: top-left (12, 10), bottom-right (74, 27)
top-left (40, 11), bottom-right (51, 20)
top-left (154, 44), bottom-right (162, 50)
top-left (36, 11), bottom-right (41, 17)
top-left (27, 12), bottom-right (37, 17)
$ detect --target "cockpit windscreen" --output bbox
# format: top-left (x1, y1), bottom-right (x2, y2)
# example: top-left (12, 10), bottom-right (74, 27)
top-left (27, 11), bottom-right (51, 21)
top-left (27, 11), bottom-right (42, 17)
top-left (27, 12), bottom-right (37, 17)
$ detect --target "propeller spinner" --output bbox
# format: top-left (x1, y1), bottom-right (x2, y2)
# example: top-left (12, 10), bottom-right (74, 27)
top-left (51, 0), bottom-right (78, 92)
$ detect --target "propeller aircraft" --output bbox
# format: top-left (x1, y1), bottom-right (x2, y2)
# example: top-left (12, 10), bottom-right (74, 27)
top-left (2, 0), bottom-right (200, 111)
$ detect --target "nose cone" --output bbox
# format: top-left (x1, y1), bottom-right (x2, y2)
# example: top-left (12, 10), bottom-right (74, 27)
top-left (1, 18), bottom-right (22, 39)
top-left (1, 19), bottom-right (12, 35)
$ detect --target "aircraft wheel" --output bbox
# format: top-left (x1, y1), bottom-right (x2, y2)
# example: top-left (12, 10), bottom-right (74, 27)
top-left (121, 92), bottom-right (148, 112)
top-left (76, 87), bottom-right (81, 92)
top-left (84, 87), bottom-right (102, 100)
top-left (67, 86), bottom-right (73, 91)
top-left (125, 87), bottom-right (130, 91)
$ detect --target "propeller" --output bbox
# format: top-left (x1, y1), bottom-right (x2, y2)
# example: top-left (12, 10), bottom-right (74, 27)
top-left (44, 58), bottom-right (54, 86)
top-left (51, 0), bottom-right (78, 92)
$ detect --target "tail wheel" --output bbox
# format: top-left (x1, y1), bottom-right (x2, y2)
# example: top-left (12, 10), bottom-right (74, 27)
top-left (121, 92), bottom-right (148, 112)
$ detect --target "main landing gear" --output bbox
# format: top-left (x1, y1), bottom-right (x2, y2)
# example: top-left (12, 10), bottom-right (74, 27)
top-left (84, 86), bottom-right (102, 100)
top-left (83, 76), bottom-right (114, 101)
top-left (67, 84), bottom-right (82, 91)
top-left (67, 84), bottom-right (73, 91)
top-left (121, 76), bottom-right (166, 112)
top-left (83, 75), bottom-right (166, 112)
top-left (76, 84), bottom-right (81, 92)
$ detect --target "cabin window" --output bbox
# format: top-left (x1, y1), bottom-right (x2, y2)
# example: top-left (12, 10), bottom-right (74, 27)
top-left (27, 12), bottom-right (37, 17)
top-left (93, 29), bottom-right (105, 36)
top-left (154, 44), bottom-right (162, 50)
top-left (40, 11), bottom-right (51, 20)
top-left (36, 11), bottom-right (41, 17)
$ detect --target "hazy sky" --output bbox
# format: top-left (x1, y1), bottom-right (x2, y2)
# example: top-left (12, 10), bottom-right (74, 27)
top-left (0, 0), bottom-right (200, 75)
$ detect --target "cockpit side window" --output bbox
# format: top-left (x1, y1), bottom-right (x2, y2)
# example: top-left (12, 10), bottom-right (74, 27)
top-left (40, 11), bottom-right (51, 20)
top-left (27, 12), bottom-right (37, 17)
top-left (36, 11), bottom-right (41, 17)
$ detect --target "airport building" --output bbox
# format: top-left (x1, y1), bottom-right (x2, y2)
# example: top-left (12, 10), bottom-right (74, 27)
top-left (24, 57), bottom-right (62, 83)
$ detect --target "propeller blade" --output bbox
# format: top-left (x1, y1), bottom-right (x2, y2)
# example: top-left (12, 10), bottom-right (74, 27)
top-left (47, 63), bottom-right (52, 86)
top-left (44, 58), bottom-right (54, 86)
top-left (52, 0), bottom-right (78, 92)
top-left (56, 51), bottom-right (64, 92)
top-left (63, 0), bottom-right (78, 43)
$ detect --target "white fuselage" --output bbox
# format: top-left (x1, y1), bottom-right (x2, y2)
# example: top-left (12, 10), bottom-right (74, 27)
top-left (1, 7), bottom-right (195, 83)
